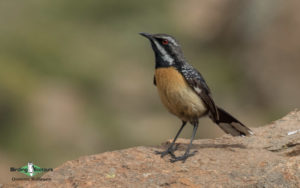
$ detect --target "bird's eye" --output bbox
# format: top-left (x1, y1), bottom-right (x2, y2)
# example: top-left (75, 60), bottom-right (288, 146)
top-left (162, 39), bottom-right (169, 45)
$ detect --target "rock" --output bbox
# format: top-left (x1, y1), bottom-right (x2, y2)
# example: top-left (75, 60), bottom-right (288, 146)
top-left (4, 110), bottom-right (300, 187)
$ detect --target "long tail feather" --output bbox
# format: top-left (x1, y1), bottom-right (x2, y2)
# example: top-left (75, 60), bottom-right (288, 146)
top-left (214, 107), bottom-right (253, 136)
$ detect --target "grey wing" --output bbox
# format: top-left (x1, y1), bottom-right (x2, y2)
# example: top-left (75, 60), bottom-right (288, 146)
top-left (180, 65), bottom-right (219, 121)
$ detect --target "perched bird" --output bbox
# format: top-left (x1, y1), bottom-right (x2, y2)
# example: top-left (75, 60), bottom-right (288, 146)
top-left (140, 32), bottom-right (253, 162)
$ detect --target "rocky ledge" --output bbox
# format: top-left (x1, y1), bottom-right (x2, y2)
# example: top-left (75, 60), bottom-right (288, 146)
top-left (3, 110), bottom-right (300, 187)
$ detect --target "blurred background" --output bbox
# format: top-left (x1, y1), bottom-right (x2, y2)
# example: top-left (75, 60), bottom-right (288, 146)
top-left (1, 0), bottom-right (299, 183)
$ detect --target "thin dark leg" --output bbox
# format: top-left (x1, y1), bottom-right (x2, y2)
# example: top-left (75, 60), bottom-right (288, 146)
top-left (170, 121), bottom-right (198, 163)
top-left (155, 121), bottom-right (187, 158)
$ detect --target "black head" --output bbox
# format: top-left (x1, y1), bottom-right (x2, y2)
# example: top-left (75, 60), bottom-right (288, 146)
top-left (140, 32), bottom-right (185, 68)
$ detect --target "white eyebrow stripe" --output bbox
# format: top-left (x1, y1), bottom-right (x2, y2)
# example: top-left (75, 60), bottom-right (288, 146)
top-left (161, 36), bottom-right (178, 46)
top-left (153, 40), bottom-right (174, 64)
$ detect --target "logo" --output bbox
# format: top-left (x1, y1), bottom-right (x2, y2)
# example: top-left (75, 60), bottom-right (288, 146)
top-left (10, 162), bottom-right (53, 181)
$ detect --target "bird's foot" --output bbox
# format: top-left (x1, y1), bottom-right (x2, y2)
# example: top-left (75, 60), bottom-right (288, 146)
top-left (170, 150), bottom-right (197, 163)
top-left (155, 143), bottom-right (179, 158)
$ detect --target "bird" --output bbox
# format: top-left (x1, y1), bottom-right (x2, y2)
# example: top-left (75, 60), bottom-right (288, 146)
top-left (140, 32), bottom-right (253, 162)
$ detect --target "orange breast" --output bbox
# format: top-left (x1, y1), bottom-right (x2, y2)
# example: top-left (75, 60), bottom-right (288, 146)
top-left (155, 67), bottom-right (207, 122)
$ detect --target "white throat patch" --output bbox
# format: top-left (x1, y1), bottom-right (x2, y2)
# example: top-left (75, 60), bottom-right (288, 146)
top-left (153, 40), bottom-right (174, 64)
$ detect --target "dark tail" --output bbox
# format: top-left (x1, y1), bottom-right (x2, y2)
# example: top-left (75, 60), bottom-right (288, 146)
top-left (214, 107), bottom-right (253, 136)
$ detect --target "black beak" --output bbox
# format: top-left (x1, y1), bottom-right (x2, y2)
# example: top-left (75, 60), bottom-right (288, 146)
top-left (139, 32), bottom-right (153, 40)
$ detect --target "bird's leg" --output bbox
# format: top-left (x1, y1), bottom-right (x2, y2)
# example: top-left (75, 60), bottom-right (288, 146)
top-left (155, 121), bottom-right (187, 158)
top-left (170, 121), bottom-right (198, 163)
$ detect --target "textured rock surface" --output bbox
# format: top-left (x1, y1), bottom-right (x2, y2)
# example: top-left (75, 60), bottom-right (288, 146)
top-left (4, 110), bottom-right (300, 187)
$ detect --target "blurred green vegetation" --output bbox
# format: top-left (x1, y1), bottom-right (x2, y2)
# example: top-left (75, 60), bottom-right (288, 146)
top-left (0, 0), bottom-right (176, 179)
top-left (1, 0), bottom-right (298, 183)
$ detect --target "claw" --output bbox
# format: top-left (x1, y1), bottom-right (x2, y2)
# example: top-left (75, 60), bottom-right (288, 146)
top-left (170, 150), bottom-right (197, 163)
top-left (155, 150), bottom-right (175, 158)
top-left (155, 143), bottom-right (179, 158)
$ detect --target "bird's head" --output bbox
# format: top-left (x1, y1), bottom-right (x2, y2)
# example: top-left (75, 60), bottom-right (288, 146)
top-left (140, 32), bottom-right (185, 68)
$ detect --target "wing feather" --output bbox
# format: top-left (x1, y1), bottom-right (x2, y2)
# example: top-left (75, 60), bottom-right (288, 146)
top-left (179, 64), bottom-right (219, 121)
